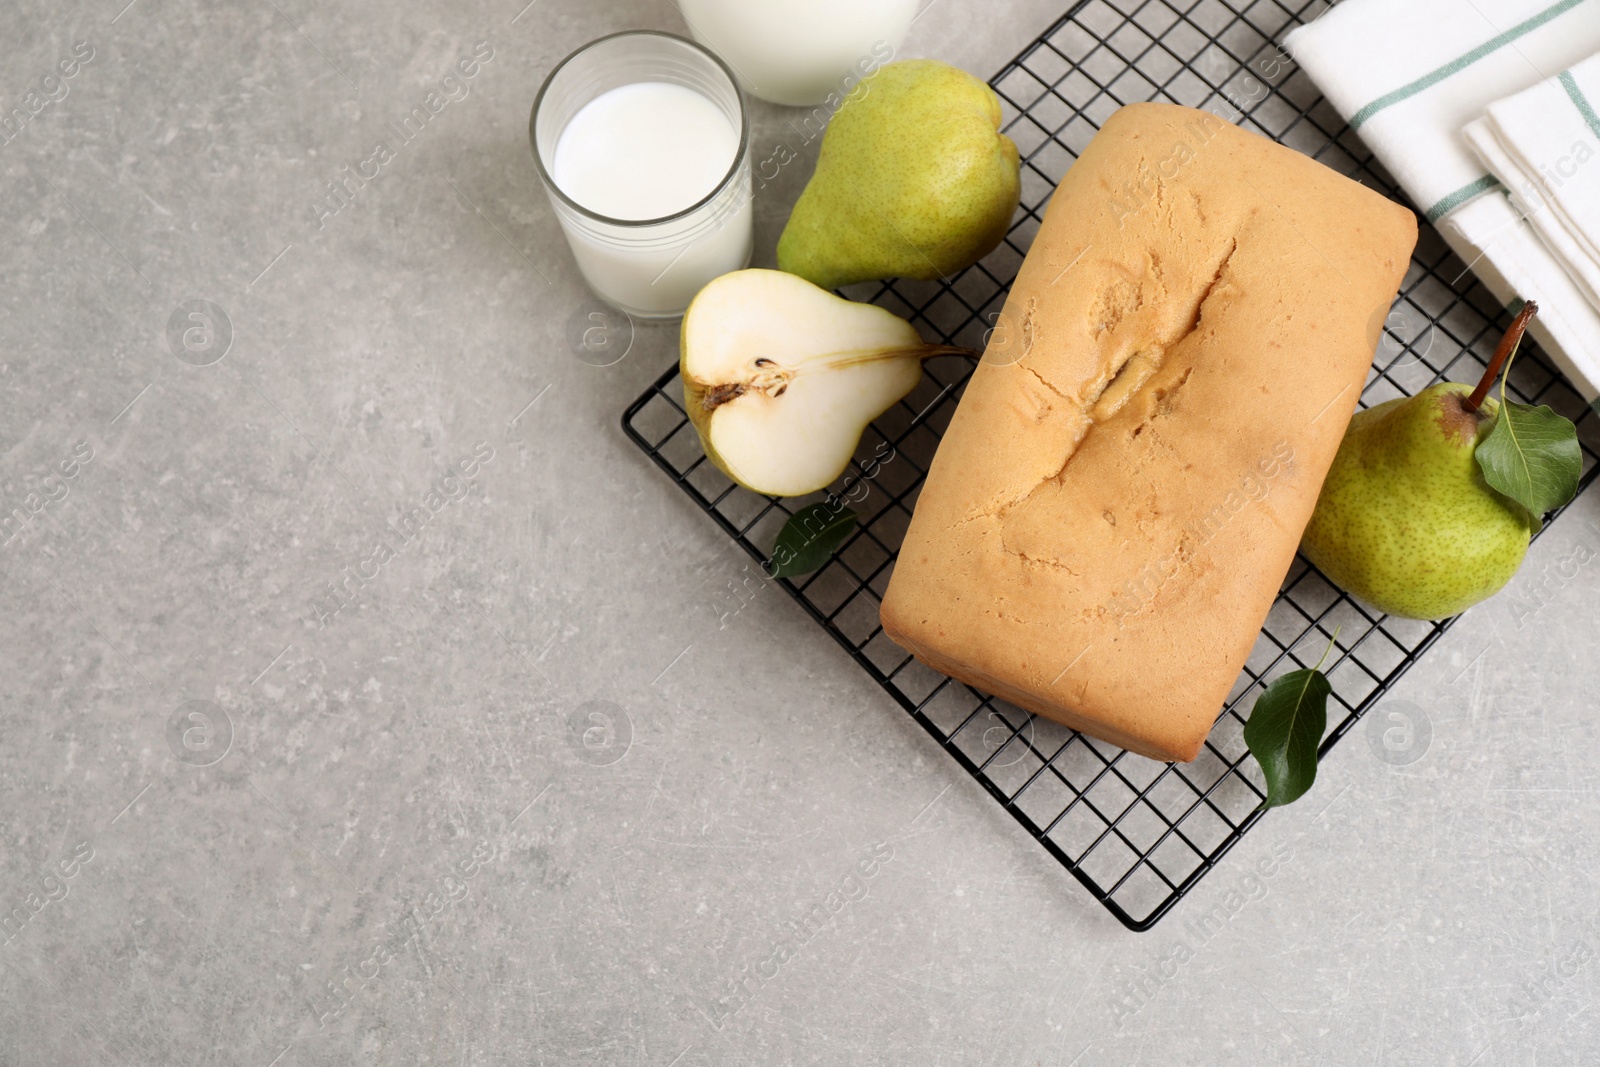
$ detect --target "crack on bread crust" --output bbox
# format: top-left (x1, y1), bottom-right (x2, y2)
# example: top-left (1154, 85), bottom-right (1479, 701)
top-left (961, 232), bottom-right (1241, 533)
top-left (1185, 237), bottom-right (1237, 332)
top-left (998, 535), bottom-right (1084, 576)
top-left (1017, 360), bottom-right (1070, 403)
top-left (1128, 365), bottom-right (1196, 444)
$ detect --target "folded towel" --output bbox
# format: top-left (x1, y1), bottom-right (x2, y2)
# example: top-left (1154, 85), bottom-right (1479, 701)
top-left (1463, 54), bottom-right (1600, 310)
top-left (1287, 0), bottom-right (1600, 400)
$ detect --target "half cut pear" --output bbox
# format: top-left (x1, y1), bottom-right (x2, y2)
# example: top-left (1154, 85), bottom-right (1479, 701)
top-left (681, 269), bottom-right (965, 497)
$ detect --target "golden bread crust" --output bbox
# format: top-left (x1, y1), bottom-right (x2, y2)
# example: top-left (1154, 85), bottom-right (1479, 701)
top-left (879, 103), bottom-right (1417, 762)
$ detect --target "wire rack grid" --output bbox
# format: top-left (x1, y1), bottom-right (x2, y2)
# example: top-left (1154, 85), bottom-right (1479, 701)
top-left (621, 0), bottom-right (1600, 930)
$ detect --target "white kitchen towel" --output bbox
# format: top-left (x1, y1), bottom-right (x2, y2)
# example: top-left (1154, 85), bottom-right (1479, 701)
top-left (1463, 53), bottom-right (1600, 310)
top-left (1286, 0), bottom-right (1600, 401)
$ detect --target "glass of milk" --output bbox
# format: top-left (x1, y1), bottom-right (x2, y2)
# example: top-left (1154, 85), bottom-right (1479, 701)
top-left (677, 0), bottom-right (918, 107)
top-left (531, 31), bottom-right (752, 319)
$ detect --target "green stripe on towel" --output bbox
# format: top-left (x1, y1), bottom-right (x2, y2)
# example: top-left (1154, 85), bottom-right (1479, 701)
top-left (1425, 175), bottom-right (1505, 222)
top-left (1558, 70), bottom-right (1600, 140)
top-left (1350, 0), bottom-right (1594, 129)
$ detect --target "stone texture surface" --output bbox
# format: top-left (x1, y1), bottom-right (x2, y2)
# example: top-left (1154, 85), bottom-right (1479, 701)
top-left (2, 0), bottom-right (1598, 1064)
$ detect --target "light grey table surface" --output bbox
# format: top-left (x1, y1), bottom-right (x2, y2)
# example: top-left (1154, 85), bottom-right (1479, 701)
top-left (3, 0), bottom-right (1598, 1064)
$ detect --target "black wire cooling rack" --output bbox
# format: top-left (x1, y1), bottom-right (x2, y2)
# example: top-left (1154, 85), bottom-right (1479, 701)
top-left (622, 0), bottom-right (1600, 929)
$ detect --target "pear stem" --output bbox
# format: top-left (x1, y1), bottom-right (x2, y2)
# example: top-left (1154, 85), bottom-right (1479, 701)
top-left (697, 343), bottom-right (981, 412)
top-left (782, 343), bottom-right (978, 375)
top-left (1463, 301), bottom-right (1538, 414)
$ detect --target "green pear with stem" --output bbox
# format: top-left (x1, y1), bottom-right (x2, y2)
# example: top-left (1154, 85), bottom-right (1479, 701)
top-left (777, 59), bottom-right (1021, 290)
top-left (1301, 304), bottom-right (1541, 620)
top-left (681, 270), bottom-right (969, 497)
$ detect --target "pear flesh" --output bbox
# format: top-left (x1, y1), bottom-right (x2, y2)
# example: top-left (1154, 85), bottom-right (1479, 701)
top-left (681, 270), bottom-right (940, 498)
top-left (1301, 382), bottom-right (1533, 621)
top-left (777, 59), bottom-right (1021, 290)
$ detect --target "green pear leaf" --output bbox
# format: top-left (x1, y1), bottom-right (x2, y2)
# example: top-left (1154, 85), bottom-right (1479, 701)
top-left (1243, 667), bottom-right (1331, 809)
top-left (1475, 400), bottom-right (1581, 524)
top-left (769, 504), bottom-right (857, 578)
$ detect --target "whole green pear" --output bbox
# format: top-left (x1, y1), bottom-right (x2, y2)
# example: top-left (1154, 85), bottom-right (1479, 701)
top-left (1301, 382), bottom-right (1533, 621)
top-left (777, 59), bottom-right (1020, 290)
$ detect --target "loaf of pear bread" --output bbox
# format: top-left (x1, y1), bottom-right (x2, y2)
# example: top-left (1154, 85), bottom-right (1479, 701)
top-left (879, 102), bottom-right (1417, 763)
